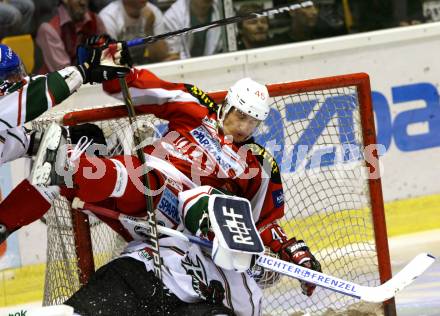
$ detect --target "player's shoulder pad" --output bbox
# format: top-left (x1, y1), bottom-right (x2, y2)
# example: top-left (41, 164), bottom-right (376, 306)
top-left (0, 79), bottom-right (24, 96)
top-left (246, 142), bottom-right (281, 184)
top-left (184, 83), bottom-right (219, 113)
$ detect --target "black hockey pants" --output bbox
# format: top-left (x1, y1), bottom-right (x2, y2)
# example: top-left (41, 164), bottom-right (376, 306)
top-left (65, 257), bottom-right (234, 316)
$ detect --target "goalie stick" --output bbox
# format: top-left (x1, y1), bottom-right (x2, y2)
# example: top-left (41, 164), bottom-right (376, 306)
top-left (71, 198), bottom-right (436, 303)
top-left (125, 1), bottom-right (314, 48)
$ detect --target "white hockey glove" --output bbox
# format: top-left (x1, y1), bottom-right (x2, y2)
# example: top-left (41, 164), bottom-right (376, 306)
top-left (208, 195), bottom-right (264, 272)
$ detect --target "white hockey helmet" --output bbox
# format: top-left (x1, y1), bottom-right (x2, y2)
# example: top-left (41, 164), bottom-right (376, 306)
top-left (218, 77), bottom-right (270, 126)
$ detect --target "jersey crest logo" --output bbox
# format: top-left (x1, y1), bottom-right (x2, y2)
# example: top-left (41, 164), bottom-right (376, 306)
top-left (137, 247), bottom-right (154, 261)
top-left (272, 189), bottom-right (284, 208)
top-left (202, 117), bottom-right (217, 130)
top-left (181, 254), bottom-right (225, 304)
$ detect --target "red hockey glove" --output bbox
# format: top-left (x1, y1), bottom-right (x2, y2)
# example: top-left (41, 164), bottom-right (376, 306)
top-left (279, 238), bottom-right (322, 296)
top-left (259, 222), bottom-right (288, 253)
top-left (259, 223), bottom-right (321, 296)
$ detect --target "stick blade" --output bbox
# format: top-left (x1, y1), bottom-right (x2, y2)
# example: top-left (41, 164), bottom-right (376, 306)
top-left (360, 253), bottom-right (436, 303)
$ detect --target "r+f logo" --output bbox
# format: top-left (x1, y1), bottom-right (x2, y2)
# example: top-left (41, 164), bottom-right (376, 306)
top-left (222, 206), bottom-right (254, 245)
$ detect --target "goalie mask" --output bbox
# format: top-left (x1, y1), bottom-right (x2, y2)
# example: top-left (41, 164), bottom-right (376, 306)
top-left (218, 77), bottom-right (270, 134)
top-left (251, 247), bottom-right (281, 289)
top-left (0, 44), bottom-right (26, 82)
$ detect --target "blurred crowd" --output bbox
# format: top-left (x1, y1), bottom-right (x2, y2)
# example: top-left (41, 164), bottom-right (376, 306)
top-left (0, 0), bottom-right (439, 73)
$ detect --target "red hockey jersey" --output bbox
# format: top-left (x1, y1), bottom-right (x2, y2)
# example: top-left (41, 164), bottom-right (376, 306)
top-left (103, 68), bottom-right (285, 230)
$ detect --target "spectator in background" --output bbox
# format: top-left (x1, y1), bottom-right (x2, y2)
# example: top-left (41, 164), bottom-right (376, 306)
top-left (99, 0), bottom-right (170, 65)
top-left (0, 0), bottom-right (35, 39)
top-left (236, 3), bottom-right (273, 50)
top-left (273, 1), bottom-right (346, 45)
top-left (36, 0), bottom-right (106, 73)
top-left (163, 0), bottom-right (224, 59)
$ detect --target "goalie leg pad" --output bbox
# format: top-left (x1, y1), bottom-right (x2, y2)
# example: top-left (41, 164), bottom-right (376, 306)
top-left (208, 195), bottom-right (264, 272)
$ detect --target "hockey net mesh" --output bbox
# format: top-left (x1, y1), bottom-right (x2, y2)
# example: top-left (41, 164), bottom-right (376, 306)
top-left (32, 110), bottom-right (160, 305)
top-left (32, 79), bottom-right (385, 315)
top-left (257, 87), bottom-right (383, 315)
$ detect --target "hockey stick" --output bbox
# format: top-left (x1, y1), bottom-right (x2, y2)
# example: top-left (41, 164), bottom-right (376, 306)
top-left (118, 76), bottom-right (166, 315)
top-left (117, 78), bottom-right (163, 279)
top-left (125, 1), bottom-right (314, 47)
top-left (71, 198), bottom-right (436, 303)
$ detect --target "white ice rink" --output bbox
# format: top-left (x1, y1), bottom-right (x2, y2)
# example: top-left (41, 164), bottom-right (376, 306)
top-left (391, 230), bottom-right (440, 316)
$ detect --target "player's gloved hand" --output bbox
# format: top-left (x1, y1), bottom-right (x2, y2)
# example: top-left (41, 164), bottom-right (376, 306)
top-left (76, 34), bottom-right (114, 65)
top-left (279, 238), bottom-right (322, 296)
top-left (76, 35), bottom-right (132, 84)
top-left (85, 34), bottom-right (115, 48)
top-left (83, 35), bottom-right (132, 67)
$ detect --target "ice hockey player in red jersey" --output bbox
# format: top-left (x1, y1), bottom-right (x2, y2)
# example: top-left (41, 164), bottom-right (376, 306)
top-left (55, 63), bottom-right (322, 283)
top-left (100, 67), bottom-right (322, 297)
top-left (101, 68), bottom-right (286, 231)
top-left (29, 134), bottom-right (320, 315)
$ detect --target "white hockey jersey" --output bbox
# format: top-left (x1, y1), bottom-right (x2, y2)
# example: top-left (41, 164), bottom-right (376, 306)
top-left (0, 66), bottom-right (83, 165)
top-left (122, 237), bottom-right (263, 316)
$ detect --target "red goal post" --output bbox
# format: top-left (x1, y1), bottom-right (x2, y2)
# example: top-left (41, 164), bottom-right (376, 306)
top-left (36, 72), bottom-right (395, 316)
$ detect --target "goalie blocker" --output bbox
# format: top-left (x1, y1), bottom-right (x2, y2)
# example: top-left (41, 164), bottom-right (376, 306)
top-left (208, 195), bottom-right (265, 272)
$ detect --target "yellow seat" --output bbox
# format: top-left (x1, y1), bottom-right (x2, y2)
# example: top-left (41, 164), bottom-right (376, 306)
top-left (1, 34), bottom-right (35, 73)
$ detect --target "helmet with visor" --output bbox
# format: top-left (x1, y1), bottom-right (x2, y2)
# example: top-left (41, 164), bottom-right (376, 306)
top-left (218, 77), bottom-right (270, 139)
